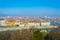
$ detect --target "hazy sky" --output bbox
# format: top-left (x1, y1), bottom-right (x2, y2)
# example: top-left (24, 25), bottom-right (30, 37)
top-left (0, 0), bottom-right (60, 17)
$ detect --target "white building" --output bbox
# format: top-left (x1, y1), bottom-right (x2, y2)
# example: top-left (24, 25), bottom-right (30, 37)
top-left (0, 19), bottom-right (6, 26)
top-left (41, 22), bottom-right (50, 26)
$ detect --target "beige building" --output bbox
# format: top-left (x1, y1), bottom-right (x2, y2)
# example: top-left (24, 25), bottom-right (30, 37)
top-left (24, 22), bottom-right (40, 27)
top-left (19, 24), bottom-right (25, 27)
top-left (34, 23), bottom-right (40, 26)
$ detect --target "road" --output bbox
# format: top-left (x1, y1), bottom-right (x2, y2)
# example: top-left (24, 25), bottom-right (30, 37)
top-left (0, 26), bottom-right (57, 31)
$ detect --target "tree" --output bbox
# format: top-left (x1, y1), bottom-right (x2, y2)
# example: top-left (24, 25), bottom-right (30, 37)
top-left (10, 22), bottom-right (15, 26)
top-left (0, 31), bottom-right (11, 40)
top-left (32, 29), bottom-right (44, 40)
top-left (45, 26), bottom-right (60, 40)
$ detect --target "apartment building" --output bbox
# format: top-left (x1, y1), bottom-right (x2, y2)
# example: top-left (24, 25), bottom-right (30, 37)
top-left (0, 18), bottom-right (6, 26)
